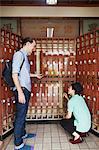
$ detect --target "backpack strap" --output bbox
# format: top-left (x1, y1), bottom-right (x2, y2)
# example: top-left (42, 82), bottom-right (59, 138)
top-left (19, 51), bottom-right (25, 71)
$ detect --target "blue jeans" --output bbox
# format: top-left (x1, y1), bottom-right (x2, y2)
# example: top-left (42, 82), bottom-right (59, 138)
top-left (14, 87), bottom-right (31, 146)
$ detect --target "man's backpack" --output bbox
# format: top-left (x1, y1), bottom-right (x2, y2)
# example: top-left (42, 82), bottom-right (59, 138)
top-left (2, 51), bottom-right (25, 89)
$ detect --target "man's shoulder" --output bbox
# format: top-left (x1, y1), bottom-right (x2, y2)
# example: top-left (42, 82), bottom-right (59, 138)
top-left (13, 50), bottom-right (23, 58)
top-left (69, 95), bottom-right (79, 102)
top-left (15, 50), bottom-right (22, 54)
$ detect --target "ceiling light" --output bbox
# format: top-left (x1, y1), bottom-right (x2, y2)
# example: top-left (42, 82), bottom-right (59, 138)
top-left (46, 0), bottom-right (57, 5)
top-left (47, 27), bottom-right (54, 38)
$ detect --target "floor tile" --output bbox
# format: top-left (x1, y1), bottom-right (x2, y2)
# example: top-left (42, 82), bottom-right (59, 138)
top-left (52, 142), bottom-right (61, 149)
top-left (2, 123), bottom-right (99, 150)
top-left (87, 141), bottom-right (99, 149)
top-left (61, 142), bottom-right (70, 149)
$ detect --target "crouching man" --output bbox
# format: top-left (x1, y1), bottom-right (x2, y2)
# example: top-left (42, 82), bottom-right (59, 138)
top-left (60, 82), bottom-right (91, 144)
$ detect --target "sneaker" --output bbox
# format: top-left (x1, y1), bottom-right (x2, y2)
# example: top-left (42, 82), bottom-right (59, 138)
top-left (15, 144), bottom-right (34, 150)
top-left (22, 133), bottom-right (36, 139)
top-left (69, 137), bottom-right (83, 144)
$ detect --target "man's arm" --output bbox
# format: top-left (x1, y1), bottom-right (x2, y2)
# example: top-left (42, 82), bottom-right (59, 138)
top-left (12, 73), bottom-right (25, 104)
top-left (30, 73), bottom-right (43, 79)
top-left (66, 111), bottom-right (72, 119)
top-left (63, 92), bottom-right (69, 101)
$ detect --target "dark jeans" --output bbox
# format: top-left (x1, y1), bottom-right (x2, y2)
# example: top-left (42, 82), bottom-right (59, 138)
top-left (14, 87), bottom-right (31, 146)
top-left (60, 117), bottom-right (76, 135)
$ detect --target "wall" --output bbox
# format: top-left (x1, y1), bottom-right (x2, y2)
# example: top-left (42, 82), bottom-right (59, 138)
top-left (0, 18), bottom-right (18, 33)
top-left (1, 6), bottom-right (99, 17)
top-left (21, 18), bottom-right (79, 38)
top-left (83, 19), bottom-right (99, 34)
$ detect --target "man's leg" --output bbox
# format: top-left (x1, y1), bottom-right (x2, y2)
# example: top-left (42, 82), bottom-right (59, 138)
top-left (60, 117), bottom-right (75, 135)
top-left (60, 118), bottom-right (83, 144)
top-left (14, 88), bottom-right (30, 148)
top-left (21, 88), bottom-right (31, 137)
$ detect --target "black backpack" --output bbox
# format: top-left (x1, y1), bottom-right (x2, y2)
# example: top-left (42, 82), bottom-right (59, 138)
top-left (2, 51), bottom-right (25, 89)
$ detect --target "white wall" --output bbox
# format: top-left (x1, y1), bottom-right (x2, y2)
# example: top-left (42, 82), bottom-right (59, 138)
top-left (1, 6), bottom-right (99, 17)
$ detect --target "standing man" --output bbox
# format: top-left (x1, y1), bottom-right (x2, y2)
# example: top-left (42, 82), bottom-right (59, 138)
top-left (12, 37), bottom-right (42, 150)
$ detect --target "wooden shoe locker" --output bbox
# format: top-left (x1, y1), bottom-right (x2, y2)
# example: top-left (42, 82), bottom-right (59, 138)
top-left (0, 29), bottom-right (22, 139)
top-left (28, 38), bottom-right (76, 120)
top-left (0, 28), bottom-right (99, 139)
top-left (76, 29), bottom-right (99, 133)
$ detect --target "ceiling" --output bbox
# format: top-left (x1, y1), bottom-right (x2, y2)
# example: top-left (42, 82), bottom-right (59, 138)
top-left (1, 0), bottom-right (99, 6)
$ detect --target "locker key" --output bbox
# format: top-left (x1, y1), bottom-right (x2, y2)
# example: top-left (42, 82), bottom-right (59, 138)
top-left (40, 84), bottom-right (43, 87)
top-left (92, 72), bottom-right (95, 76)
top-left (45, 83), bottom-right (48, 87)
top-left (88, 59), bottom-right (91, 64)
top-left (84, 60), bottom-right (87, 64)
top-left (31, 93), bottom-right (33, 97)
top-left (48, 93), bottom-right (50, 97)
top-left (42, 93), bottom-right (44, 97)
top-left (9, 49), bottom-right (12, 53)
top-left (2, 99), bottom-right (6, 103)
top-left (87, 96), bottom-right (90, 100)
top-left (0, 59), bottom-right (4, 63)
top-left (93, 97), bottom-right (96, 102)
top-left (80, 61), bottom-right (82, 65)
top-left (30, 61), bottom-right (33, 65)
top-left (36, 93), bottom-right (39, 97)
top-left (53, 93), bottom-right (55, 96)
top-left (92, 48), bottom-right (96, 53)
top-left (34, 84), bottom-right (37, 87)
top-left (5, 87), bottom-right (8, 91)
top-left (93, 59), bottom-right (96, 63)
top-left (75, 61), bottom-right (78, 65)
top-left (8, 103), bottom-right (10, 106)
top-left (83, 95), bottom-right (86, 98)
top-left (45, 71), bottom-right (48, 75)
top-left (4, 47), bottom-right (7, 52)
top-left (62, 71), bottom-right (65, 75)
top-left (5, 59), bottom-right (10, 62)
top-left (92, 86), bottom-right (95, 90)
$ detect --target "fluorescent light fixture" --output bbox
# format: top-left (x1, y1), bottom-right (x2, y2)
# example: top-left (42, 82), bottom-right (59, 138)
top-left (47, 27), bottom-right (54, 38)
top-left (46, 0), bottom-right (57, 5)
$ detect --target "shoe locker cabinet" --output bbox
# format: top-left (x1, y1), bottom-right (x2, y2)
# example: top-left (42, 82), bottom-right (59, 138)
top-left (28, 38), bottom-right (76, 121)
top-left (76, 29), bottom-right (99, 133)
top-left (0, 29), bottom-right (22, 139)
top-left (0, 28), bottom-right (99, 139)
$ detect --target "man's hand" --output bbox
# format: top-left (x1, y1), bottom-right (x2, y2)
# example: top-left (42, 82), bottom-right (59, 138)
top-left (36, 74), bottom-right (43, 79)
top-left (12, 73), bottom-right (26, 104)
top-left (18, 91), bottom-right (26, 104)
top-left (65, 111), bottom-right (72, 119)
top-left (63, 92), bottom-right (69, 100)
top-left (30, 73), bottom-right (43, 79)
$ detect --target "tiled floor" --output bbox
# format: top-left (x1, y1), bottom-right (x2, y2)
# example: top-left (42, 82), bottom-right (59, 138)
top-left (2, 123), bottom-right (99, 150)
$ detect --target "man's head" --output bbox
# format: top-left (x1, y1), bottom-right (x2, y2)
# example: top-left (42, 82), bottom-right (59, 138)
top-left (22, 37), bottom-right (36, 55)
top-left (68, 82), bottom-right (83, 96)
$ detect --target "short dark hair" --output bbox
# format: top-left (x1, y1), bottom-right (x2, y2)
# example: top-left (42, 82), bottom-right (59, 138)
top-left (21, 37), bottom-right (34, 46)
top-left (71, 82), bottom-right (83, 95)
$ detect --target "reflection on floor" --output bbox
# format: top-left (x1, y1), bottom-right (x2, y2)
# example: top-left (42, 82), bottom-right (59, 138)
top-left (2, 123), bottom-right (99, 150)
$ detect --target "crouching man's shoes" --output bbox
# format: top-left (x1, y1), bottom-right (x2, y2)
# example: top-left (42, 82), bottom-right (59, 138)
top-left (69, 137), bottom-right (83, 144)
top-left (80, 132), bottom-right (89, 137)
